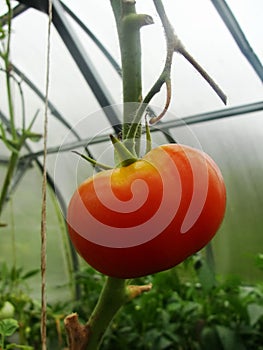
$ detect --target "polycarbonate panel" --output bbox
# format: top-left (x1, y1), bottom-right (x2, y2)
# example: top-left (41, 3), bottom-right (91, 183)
top-left (0, 0), bottom-right (263, 296)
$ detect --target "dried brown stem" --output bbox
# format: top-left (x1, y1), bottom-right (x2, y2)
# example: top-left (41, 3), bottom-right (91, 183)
top-left (64, 279), bottom-right (152, 350)
top-left (64, 313), bottom-right (90, 350)
top-left (149, 79), bottom-right (171, 124)
top-left (178, 48), bottom-right (227, 104)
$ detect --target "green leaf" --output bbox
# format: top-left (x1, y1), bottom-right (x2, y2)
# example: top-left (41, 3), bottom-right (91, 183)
top-left (0, 27), bottom-right (6, 40)
top-left (0, 301), bottom-right (15, 320)
top-left (194, 256), bottom-right (216, 292)
top-left (200, 326), bottom-right (223, 350)
top-left (255, 253), bottom-right (263, 271)
top-left (24, 130), bottom-right (42, 142)
top-left (216, 325), bottom-right (246, 350)
top-left (7, 344), bottom-right (33, 349)
top-left (26, 109), bottom-right (40, 131)
top-left (21, 268), bottom-right (40, 280)
top-left (157, 335), bottom-right (173, 349)
top-left (247, 303), bottom-right (263, 326)
top-left (0, 318), bottom-right (19, 337)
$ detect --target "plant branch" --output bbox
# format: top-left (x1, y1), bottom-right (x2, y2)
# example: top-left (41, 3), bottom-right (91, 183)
top-left (65, 277), bottom-right (152, 350)
top-left (111, 0), bottom-right (153, 155)
top-left (65, 2), bottom-right (154, 349)
top-left (178, 48), bottom-right (227, 105)
top-left (138, 0), bottom-right (227, 126)
top-left (3, 0), bottom-right (16, 140)
top-left (0, 151), bottom-right (19, 217)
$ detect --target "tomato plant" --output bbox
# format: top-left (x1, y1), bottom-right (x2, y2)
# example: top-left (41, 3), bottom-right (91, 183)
top-left (67, 143), bottom-right (226, 278)
top-left (64, 2), bottom-right (229, 347)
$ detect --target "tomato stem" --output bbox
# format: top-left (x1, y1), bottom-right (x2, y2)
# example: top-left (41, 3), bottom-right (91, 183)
top-left (64, 277), bottom-right (152, 349)
top-left (111, 0), bottom-right (153, 155)
top-left (85, 277), bottom-right (127, 349)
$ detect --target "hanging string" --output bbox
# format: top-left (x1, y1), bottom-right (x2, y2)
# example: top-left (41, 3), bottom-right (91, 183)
top-left (41, 1), bottom-right (52, 349)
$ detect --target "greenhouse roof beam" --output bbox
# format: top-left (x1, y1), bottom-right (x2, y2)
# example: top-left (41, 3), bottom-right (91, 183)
top-left (211, 0), bottom-right (263, 82)
top-left (12, 64), bottom-right (98, 163)
top-left (12, 64), bottom-right (82, 140)
top-left (17, 0), bottom-right (122, 133)
top-left (61, 2), bottom-right (122, 77)
top-left (19, 100), bottom-right (263, 161)
top-left (158, 100), bottom-right (263, 130)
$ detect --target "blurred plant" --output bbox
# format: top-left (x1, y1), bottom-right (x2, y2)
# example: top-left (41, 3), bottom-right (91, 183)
top-left (0, 1), bottom-right (261, 350)
top-left (0, 256), bottom-right (262, 349)
top-left (45, 254), bottom-right (263, 349)
top-left (0, 318), bottom-right (33, 350)
top-left (0, 0), bottom-right (41, 221)
top-left (100, 255), bottom-right (263, 350)
top-left (0, 262), bottom-right (66, 349)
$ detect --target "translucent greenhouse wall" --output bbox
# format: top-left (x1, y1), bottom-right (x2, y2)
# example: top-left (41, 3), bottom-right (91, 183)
top-left (0, 0), bottom-right (263, 301)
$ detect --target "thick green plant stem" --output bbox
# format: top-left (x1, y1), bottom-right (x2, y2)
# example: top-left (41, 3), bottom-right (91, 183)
top-left (0, 0), bottom-right (18, 219)
top-left (4, 0), bottom-right (16, 140)
top-left (65, 2), bottom-right (154, 349)
top-left (86, 277), bottom-right (127, 349)
top-left (0, 151), bottom-right (19, 217)
top-left (65, 278), bottom-right (126, 350)
top-left (111, 0), bottom-right (153, 155)
top-left (65, 277), bottom-right (152, 350)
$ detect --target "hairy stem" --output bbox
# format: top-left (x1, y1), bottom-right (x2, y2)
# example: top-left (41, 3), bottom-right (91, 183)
top-left (86, 277), bottom-right (127, 349)
top-left (65, 277), bottom-right (152, 350)
top-left (111, 0), bottom-right (153, 154)
top-left (65, 277), bottom-right (126, 350)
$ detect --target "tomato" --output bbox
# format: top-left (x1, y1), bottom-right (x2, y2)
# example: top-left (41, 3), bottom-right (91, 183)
top-left (67, 144), bottom-right (226, 278)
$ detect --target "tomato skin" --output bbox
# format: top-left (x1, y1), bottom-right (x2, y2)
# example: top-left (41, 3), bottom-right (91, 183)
top-left (67, 144), bottom-right (226, 278)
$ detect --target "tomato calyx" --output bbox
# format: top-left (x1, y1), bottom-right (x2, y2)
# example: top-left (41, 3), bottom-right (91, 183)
top-left (110, 134), bottom-right (138, 167)
top-left (73, 134), bottom-right (139, 169)
top-left (72, 151), bottom-right (114, 171)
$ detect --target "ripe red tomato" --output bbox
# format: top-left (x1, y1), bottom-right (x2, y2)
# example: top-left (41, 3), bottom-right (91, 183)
top-left (67, 144), bottom-right (226, 278)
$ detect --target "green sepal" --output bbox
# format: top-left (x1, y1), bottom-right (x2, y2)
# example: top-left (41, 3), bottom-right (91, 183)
top-left (145, 116), bottom-right (152, 154)
top-left (72, 151), bottom-right (113, 171)
top-left (23, 130), bottom-right (42, 142)
top-left (110, 134), bottom-right (138, 167)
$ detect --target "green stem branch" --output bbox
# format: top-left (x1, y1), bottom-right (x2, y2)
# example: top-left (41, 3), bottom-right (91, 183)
top-left (4, 0), bottom-right (16, 140)
top-left (0, 151), bottom-right (19, 218)
top-left (85, 277), bottom-right (127, 349)
top-left (129, 0), bottom-right (227, 129)
top-left (65, 277), bottom-right (152, 350)
top-left (111, 0), bottom-right (153, 155)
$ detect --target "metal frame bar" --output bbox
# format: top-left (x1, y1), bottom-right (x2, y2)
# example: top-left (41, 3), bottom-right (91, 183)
top-left (12, 64), bottom-right (81, 140)
top-left (19, 100), bottom-right (263, 161)
top-left (17, 0), bottom-right (122, 133)
top-left (211, 0), bottom-right (263, 82)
